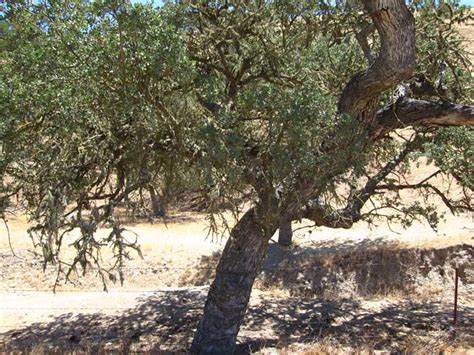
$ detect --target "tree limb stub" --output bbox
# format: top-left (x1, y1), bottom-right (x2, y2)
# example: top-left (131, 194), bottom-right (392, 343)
top-left (338, 0), bottom-right (416, 126)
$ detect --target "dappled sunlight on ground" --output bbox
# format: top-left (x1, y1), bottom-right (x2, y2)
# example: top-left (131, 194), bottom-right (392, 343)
top-left (1, 288), bottom-right (472, 353)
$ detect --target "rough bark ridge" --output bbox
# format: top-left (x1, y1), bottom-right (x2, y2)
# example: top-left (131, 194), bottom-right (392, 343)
top-left (338, 0), bottom-right (416, 126)
top-left (191, 208), bottom-right (278, 353)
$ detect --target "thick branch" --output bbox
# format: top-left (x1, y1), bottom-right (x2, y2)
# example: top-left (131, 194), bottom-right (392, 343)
top-left (372, 99), bottom-right (474, 138)
top-left (338, 0), bottom-right (416, 126)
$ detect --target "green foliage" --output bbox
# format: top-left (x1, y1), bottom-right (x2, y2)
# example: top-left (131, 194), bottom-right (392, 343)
top-left (1, 0), bottom-right (195, 284)
top-left (1, 0), bottom-right (472, 287)
top-left (412, 0), bottom-right (473, 101)
top-left (425, 127), bottom-right (474, 190)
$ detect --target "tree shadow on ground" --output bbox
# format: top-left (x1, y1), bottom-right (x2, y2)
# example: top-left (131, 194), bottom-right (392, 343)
top-left (181, 238), bottom-right (473, 299)
top-left (241, 297), bottom-right (474, 351)
top-left (1, 288), bottom-right (473, 353)
top-left (260, 241), bottom-right (473, 299)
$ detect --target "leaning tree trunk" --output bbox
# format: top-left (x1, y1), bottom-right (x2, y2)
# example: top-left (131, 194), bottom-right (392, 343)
top-left (191, 208), bottom-right (277, 353)
top-left (191, 0), bottom-right (427, 353)
top-left (278, 220), bottom-right (293, 246)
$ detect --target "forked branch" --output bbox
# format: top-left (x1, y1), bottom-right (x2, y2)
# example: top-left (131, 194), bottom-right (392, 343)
top-left (300, 138), bottom-right (419, 228)
top-left (339, 0), bottom-right (473, 136)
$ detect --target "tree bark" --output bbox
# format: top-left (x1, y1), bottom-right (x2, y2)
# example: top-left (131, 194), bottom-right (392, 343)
top-left (278, 220), bottom-right (293, 246)
top-left (338, 0), bottom-right (416, 127)
top-left (372, 99), bottom-right (474, 138)
top-left (148, 185), bottom-right (166, 217)
top-left (191, 208), bottom-right (277, 354)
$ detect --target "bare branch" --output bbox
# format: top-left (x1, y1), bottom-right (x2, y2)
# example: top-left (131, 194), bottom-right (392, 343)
top-left (300, 138), bottom-right (418, 228)
top-left (376, 181), bottom-right (473, 214)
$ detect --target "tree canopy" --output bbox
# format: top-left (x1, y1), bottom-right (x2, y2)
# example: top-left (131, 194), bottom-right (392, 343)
top-left (1, 0), bottom-right (473, 352)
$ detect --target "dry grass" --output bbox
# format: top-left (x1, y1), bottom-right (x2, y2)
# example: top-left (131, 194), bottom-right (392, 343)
top-left (458, 18), bottom-right (474, 66)
top-left (1, 160), bottom-right (473, 354)
top-left (18, 336), bottom-right (474, 355)
top-left (272, 337), bottom-right (474, 355)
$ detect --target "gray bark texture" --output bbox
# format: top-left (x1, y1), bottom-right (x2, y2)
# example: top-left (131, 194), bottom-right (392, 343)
top-left (191, 208), bottom-right (277, 353)
top-left (372, 99), bottom-right (474, 137)
top-left (338, 0), bottom-right (416, 127)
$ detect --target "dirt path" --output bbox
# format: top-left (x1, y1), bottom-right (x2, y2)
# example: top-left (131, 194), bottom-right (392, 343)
top-left (0, 287), bottom-right (208, 332)
top-left (1, 287), bottom-right (472, 353)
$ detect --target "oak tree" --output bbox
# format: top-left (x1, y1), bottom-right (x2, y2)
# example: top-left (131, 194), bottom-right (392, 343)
top-left (1, 0), bottom-right (473, 353)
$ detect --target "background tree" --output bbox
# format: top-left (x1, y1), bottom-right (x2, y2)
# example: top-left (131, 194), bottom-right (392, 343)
top-left (1, 0), bottom-right (196, 282)
top-left (0, 0), bottom-right (473, 353)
